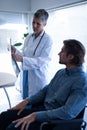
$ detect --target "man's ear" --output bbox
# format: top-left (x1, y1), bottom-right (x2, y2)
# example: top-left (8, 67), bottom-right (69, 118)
top-left (68, 54), bottom-right (74, 60)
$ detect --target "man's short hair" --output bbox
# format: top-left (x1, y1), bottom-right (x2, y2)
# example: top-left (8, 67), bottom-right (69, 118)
top-left (63, 39), bottom-right (86, 66)
top-left (34, 9), bottom-right (49, 23)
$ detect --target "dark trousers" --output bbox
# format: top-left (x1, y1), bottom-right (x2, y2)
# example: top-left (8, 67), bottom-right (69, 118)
top-left (0, 104), bottom-right (46, 130)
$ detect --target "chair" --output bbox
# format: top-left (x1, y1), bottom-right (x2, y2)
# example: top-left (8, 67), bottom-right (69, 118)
top-left (40, 108), bottom-right (87, 130)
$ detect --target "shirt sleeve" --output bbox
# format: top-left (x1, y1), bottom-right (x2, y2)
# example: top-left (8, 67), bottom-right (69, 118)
top-left (35, 78), bottom-right (87, 122)
top-left (15, 33), bottom-right (32, 56)
top-left (26, 85), bottom-right (48, 104)
top-left (15, 49), bottom-right (22, 56)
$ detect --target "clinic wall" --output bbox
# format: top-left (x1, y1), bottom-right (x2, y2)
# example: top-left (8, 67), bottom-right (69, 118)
top-left (0, 0), bottom-right (31, 13)
top-left (30, 0), bottom-right (86, 12)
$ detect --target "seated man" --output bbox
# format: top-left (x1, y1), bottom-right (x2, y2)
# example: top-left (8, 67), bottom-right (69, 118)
top-left (0, 39), bottom-right (87, 130)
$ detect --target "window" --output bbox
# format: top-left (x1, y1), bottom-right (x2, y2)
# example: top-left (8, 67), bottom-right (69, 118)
top-left (45, 2), bottom-right (87, 73)
top-left (0, 12), bottom-right (28, 53)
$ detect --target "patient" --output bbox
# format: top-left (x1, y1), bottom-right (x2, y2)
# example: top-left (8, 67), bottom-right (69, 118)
top-left (0, 39), bottom-right (87, 130)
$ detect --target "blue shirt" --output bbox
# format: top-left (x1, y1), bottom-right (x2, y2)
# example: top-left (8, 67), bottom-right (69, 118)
top-left (26, 66), bottom-right (87, 121)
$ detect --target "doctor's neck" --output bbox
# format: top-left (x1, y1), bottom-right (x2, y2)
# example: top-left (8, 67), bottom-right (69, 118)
top-left (35, 30), bottom-right (44, 38)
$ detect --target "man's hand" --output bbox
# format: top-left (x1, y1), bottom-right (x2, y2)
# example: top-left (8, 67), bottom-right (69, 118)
top-left (13, 113), bottom-right (36, 130)
top-left (9, 100), bottom-right (29, 115)
top-left (12, 53), bottom-right (23, 62)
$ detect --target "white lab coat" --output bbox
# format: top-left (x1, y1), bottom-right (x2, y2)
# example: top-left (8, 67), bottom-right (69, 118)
top-left (16, 31), bottom-right (53, 97)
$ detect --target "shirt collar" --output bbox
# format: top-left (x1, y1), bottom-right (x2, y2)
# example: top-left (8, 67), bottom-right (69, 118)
top-left (65, 66), bottom-right (84, 75)
top-left (32, 30), bottom-right (45, 38)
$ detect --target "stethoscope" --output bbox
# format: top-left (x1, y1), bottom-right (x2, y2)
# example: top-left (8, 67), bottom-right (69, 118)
top-left (33, 31), bottom-right (45, 55)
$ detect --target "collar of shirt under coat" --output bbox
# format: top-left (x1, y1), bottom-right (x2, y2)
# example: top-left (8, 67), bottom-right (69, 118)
top-left (32, 30), bottom-right (45, 40)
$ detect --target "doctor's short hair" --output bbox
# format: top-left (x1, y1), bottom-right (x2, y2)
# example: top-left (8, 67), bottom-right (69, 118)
top-left (34, 9), bottom-right (49, 23)
top-left (63, 39), bottom-right (86, 66)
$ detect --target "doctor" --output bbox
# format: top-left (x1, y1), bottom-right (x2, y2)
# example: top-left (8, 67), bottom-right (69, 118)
top-left (12, 9), bottom-right (53, 98)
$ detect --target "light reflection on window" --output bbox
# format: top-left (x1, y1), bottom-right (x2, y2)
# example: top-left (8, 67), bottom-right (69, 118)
top-left (45, 3), bottom-right (87, 72)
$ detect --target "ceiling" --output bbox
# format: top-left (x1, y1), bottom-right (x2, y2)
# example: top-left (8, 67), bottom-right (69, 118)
top-left (0, 0), bottom-right (86, 13)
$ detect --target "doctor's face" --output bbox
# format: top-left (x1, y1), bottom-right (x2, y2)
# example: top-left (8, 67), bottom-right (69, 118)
top-left (32, 17), bottom-right (46, 35)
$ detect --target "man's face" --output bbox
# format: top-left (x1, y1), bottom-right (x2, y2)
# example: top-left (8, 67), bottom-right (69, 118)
top-left (32, 17), bottom-right (46, 34)
top-left (58, 45), bottom-right (74, 65)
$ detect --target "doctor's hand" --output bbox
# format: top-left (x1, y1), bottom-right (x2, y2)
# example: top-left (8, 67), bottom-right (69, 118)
top-left (13, 113), bottom-right (36, 130)
top-left (11, 45), bottom-right (16, 54)
top-left (12, 53), bottom-right (23, 62)
top-left (9, 100), bottom-right (29, 115)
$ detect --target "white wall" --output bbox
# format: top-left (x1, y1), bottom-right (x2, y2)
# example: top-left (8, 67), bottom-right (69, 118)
top-left (0, 0), bottom-right (31, 13)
